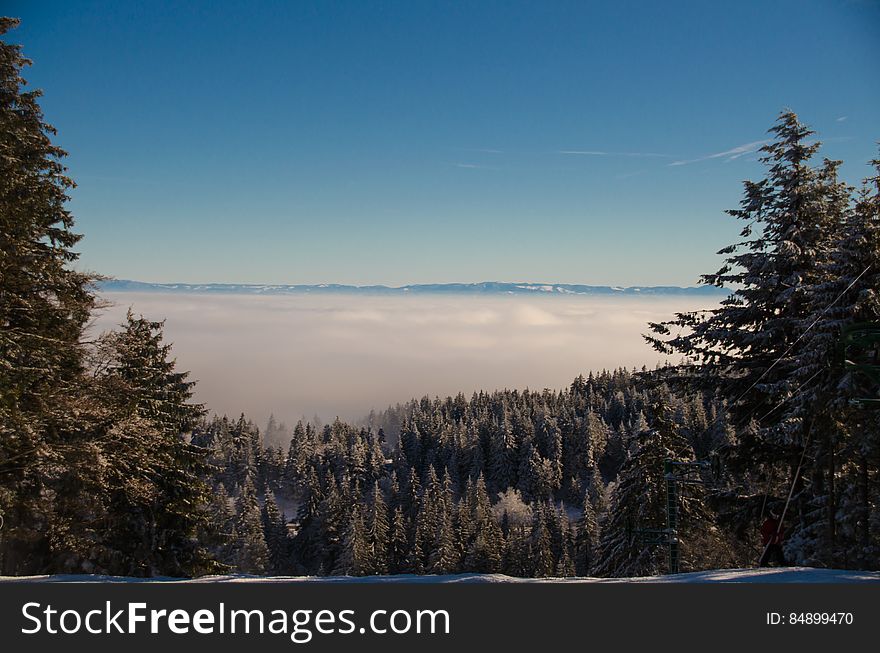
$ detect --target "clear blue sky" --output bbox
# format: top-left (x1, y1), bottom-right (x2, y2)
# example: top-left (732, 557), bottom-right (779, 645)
top-left (7, 0), bottom-right (880, 286)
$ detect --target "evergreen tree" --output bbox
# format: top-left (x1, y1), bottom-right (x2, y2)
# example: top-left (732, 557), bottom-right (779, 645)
top-left (261, 488), bottom-right (290, 574)
top-left (645, 111), bottom-right (851, 566)
top-left (462, 474), bottom-right (502, 572)
top-left (575, 491), bottom-right (600, 576)
top-left (428, 473), bottom-right (459, 574)
top-left (207, 483), bottom-right (236, 568)
top-left (96, 313), bottom-right (215, 576)
top-left (108, 311), bottom-right (204, 433)
top-left (389, 506), bottom-right (408, 573)
top-left (365, 481), bottom-right (389, 574)
top-left (0, 17), bottom-right (101, 575)
top-left (406, 513), bottom-right (427, 574)
top-left (785, 153), bottom-right (880, 567)
top-left (529, 507), bottom-right (555, 577)
top-left (290, 466), bottom-right (322, 573)
top-left (556, 540), bottom-right (575, 577)
top-left (647, 111), bottom-right (845, 428)
top-left (488, 417), bottom-right (516, 492)
top-left (281, 422), bottom-right (306, 498)
top-left (233, 478), bottom-right (269, 574)
top-left (334, 506), bottom-right (370, 576)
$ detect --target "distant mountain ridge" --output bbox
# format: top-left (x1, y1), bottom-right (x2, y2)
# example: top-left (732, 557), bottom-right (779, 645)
top-left (100, 280), bottom-right (729, 296)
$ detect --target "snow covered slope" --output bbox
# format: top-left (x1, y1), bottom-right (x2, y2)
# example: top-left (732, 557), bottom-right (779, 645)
top-left (3, 567), bottom-right (879, 583)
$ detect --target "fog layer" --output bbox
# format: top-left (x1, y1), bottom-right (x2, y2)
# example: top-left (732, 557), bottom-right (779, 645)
top-left (95, 293), bottom-right (719, 425)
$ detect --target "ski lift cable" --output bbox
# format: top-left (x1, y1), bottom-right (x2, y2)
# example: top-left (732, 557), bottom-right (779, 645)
top-left (758, 367), bottom-right (823, 422)
top-left (735, 367), bottom-right (824, 431)
top-left (730, 264), bottom-right (872, 409)
top-left (758, 424), bottom-right (813, 567)
top-left (748, 366), bottom-right (823, 525)
top-left (757, 466), bottom-right (776, 525)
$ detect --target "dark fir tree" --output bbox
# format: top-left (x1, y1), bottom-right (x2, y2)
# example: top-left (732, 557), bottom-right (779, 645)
top-left (334, 505), bottom-right (370, 576)
top-left (261, 488), bottom-right (290, 574)
top-left (575, 490), bottom-right (600, 576)
top-left (785, 153), bottom-right (880, 567)
top-left (365, 481), bottom-right (389, 574)
top-left (98, 312), bottom-right (215, 576)
top-left (0, 17), bottom-right (100, 575)
top-left (645, 111), bottom-right (852, 567)
top-left (233, 478), bottom-right (269, 574)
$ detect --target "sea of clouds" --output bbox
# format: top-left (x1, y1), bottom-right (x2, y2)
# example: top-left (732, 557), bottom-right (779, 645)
top-left (93, 292), bottom-right (719, 428)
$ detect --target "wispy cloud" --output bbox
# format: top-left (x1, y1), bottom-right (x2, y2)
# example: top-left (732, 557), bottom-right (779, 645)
top-left (456, 163), bottom-right (481, 169)
top-left (558, 150), bottom-right (673, 158)
top-left (806, 136), bottom-right (853, 145)
top-left (668, 139), bottom-right (768, 167)
top-left (458, 147), bottom-right (504, 154)
top-left (447, 147), bottom-right (505, 156)
top-left (836, 116), bottom-right (848, 122)
top-left (615, 169), bottom-right (647, 180)
top-left (78, 174), bottom-right (162, 185)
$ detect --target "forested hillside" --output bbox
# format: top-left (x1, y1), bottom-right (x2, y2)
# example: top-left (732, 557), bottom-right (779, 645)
top-left (193, 373), bottom-right (739, 577)
top-left (1, 17), bottom-right (878, 578)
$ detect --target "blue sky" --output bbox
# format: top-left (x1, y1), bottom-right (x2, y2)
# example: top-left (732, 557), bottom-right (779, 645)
top-left (7, 0), bottom-right (880, 286)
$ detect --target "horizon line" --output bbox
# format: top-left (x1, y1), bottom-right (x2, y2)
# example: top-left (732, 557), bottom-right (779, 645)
top-left (98, 279), bottom-right (729, 295)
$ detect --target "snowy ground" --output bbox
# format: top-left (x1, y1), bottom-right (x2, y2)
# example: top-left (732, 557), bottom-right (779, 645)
top-left (3, 567), bottom-right (879, 583)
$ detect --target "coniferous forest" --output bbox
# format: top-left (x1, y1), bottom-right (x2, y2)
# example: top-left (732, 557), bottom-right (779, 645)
top-left (2, 16), bottom-right (879, 578)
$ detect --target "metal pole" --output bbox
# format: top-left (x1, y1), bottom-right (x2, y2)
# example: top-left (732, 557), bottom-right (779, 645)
top-left (665, 459), bottom-right (679, 574)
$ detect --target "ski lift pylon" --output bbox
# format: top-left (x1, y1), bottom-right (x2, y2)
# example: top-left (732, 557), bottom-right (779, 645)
top-left (630, 459), bottom-right (716, 575)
